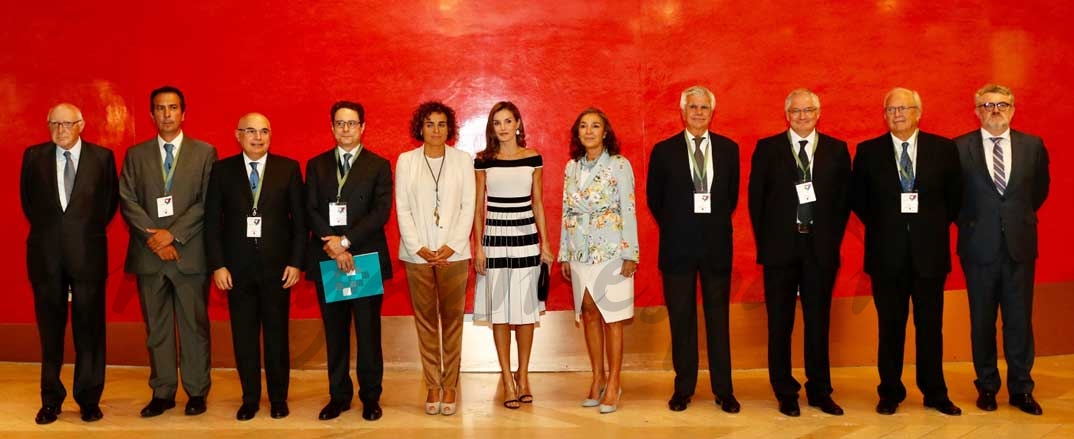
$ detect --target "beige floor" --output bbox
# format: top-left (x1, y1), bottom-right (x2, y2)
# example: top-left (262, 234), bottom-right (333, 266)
top-left (2, 356), bottom-right (1073, 438)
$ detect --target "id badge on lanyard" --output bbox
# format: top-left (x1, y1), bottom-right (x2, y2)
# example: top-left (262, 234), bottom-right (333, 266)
top-left (156, 195), bottom-right (174, 217)
top-left (329, 202), bottom-right (348, 226)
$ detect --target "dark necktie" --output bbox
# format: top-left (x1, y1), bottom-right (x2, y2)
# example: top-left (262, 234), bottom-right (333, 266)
top-left (342, 152), bottom-right (352, 176)
top-left (899, 141), bottom-right (915, 192)
top-left (63, 151), bottom-right (75, 206)
top-left (990, 137), bottom-right (1006, 195)
top-left (797, 140), bottom-right (813, 224)
top-left (692, 136), bottom-right (706, 192)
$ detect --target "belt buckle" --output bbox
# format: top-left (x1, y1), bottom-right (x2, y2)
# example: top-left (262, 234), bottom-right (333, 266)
top-left (797, 224), bottom-right (812, 234)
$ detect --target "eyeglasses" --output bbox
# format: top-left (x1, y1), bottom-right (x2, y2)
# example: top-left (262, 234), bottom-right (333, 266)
top-left (48, 120), bottom-right (82, 130)
top-left (333, 120), bottom-right (362, 129)
top-left (238, 127), bottom-right (271, 136)
top-left (787, 107), bottom-right (818, 116)
top-left (977, 102), bottom-right (1013, 112)
top-left (884, 106), bottom-right (919, 115)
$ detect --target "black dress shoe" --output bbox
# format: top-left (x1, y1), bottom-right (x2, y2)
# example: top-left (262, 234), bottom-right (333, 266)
top-left (35, 405), bottom-right (60, 425)
top-left (668, 393), bottom-right (691, 412)
top-left (80, 405), bottom-right (103, 422)
top-left (140, 398), bottom-right (176, 417)
top-left (777, 397), bottom-right (800, 417)
top-left (236, 403), bottom-right (258, 421)
top-left (876, 398), bottom-right (899, 415)
top-left (270, 401), bottom-right (289, 419)
top-left (976, 391), bottom-right (998, 411)
top-left (319, 400), bottom-right (350, 420)
top-left (807, 396), bottom-right (844, 415)
top-left (185, 396), bottom-right (207, 416)
top-left (362, 402), bottom-right (383, 421)
top-left (716, 394), bottom-right (741, 413)
top-left (924, 398), bottom-right (962, 416)
top-left (1009, 393), bottom-right (1043, 415)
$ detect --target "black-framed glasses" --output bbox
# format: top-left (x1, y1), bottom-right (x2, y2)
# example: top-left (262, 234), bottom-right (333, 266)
top-left (787, 107), bottom-right (818, 116)
top-left (977, 102), bottom-right (1013, 112)
top-left (48, 120), bottom-right (82, 130)
top-left (238, 127), bottom-right (271, 136)
top-left (333, 120), bottom-right (362, 129)
top-left (884, 106), bottom-right (919, 115)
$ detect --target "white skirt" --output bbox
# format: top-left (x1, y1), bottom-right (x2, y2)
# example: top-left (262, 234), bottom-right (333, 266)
top-left (569, 259), bottom-right (634, 323)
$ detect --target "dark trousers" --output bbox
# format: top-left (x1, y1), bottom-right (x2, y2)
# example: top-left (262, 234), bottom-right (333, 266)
top-left (871, 252), bottom-right (949, 403)
top-left (763, 233), bottom-right (836, 400)
top-left (32, 272), bottom-right (106, 408)
top-left (315, 279), bottom-right (384, 405)
top-left (228, 268), bottom-right (291, 405)
top-left (661, 265), bottom-right (733, 398)
top-left (136, 270), bottom-right (212, 400)
top-left (963, 239), bottom-right (1036, 395)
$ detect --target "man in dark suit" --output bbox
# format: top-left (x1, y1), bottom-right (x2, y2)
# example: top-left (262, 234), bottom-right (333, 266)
top-left (119, 86), bottom-right (216, 418)
top-left (748, 89), bottom-right (850, 417)
top-left (205, 112), bottom-right (305, 421)
top-left (955, 84), bottom-right (1049, 415)
top-left (647, 85), bottom-right (740, 413)
top-left (20, 103), bottom-right (119, 424)
top-left (306, 101), bottom-right (393, 421)
top-left (850, 87), bottom-right (963, 416)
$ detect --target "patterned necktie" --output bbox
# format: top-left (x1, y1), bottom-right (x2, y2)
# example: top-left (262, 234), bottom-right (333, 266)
top-left (63, 151), bottom-right (75, 204)
top-left (249, 162), bottom-right (260, 192)
top-left (899, 141), bottom-right (915, 192)
top-left (692, 136), bottom-right (706, 192)
top-left (163, 143), bottom-right (175, 191)
top-left (797, 140), bottom-right (813, 224)
top-left (342, 152), bottom-right (352, 175)
top-left (990, 137), bottom-right (1006, 195)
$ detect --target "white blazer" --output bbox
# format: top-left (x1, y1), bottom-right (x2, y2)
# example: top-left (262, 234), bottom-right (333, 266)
top-left (395, 145), bottom-right (475, 263)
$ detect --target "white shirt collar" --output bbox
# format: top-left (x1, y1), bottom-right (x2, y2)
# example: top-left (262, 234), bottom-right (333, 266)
top-left (56, 138), bottom-right (83, 159)
top-left (157, 131), bottom-right (184, 150)
top-left (890, 129), bottom-right (919, 148)
top-left (789, 129), bottom-right (817, 149)
top-left (980, 128), bottom-right (1010, 142)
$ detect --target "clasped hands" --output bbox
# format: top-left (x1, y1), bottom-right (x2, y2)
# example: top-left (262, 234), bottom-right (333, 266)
top-left (146, 228), bottom-right (179, 261)
top-left (417, 246), bottom-right (457, 267)
top-left (321, 235), bottom-right (354, 273)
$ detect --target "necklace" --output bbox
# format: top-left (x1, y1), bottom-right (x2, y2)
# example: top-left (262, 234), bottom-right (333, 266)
top-left (423, 151), bottom-right (446, 226)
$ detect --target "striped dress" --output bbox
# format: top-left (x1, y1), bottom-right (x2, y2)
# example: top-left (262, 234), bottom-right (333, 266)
top-left (473, 155), bottom-right (543, 325)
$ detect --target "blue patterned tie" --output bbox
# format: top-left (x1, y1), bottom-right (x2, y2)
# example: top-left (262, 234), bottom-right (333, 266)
top-left (163, 143), bottom-right (175, 191)
top-left (899, 141), bottom-right (914, 192)
top-left (990, 137), bottom-right (1006, 195)
top-left (249, 162), bottom-right (260, 191)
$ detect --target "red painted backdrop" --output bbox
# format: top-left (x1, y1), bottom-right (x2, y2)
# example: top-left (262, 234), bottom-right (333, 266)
top-left (2, 1), bottom-right (1071, 324)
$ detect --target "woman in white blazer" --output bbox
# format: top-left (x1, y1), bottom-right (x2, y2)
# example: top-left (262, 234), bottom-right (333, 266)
top-left (395, 101), bottom-right (475, 416)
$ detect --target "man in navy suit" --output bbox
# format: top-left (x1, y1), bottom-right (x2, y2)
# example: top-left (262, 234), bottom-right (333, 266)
top-left (748, 89), bottom-right (850, 416)
top-left (20, 103), bottom-right (119, 424)
top-left (954, 84), bottom-right (1049, 415)
top-left (647, 85), bottom-right (740, 413)
top-left (205, 112), bottom-right (305, 421)
top-left (850, 88), bottom-right (962, 416)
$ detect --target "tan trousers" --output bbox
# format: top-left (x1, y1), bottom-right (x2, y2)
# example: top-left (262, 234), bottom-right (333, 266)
top-left (404, 260), bottom-right (469, 391)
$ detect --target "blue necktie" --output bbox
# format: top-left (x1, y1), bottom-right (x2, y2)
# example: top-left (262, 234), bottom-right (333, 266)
top-left (899, 141), bottom-right (915, 192)
top-left (990, 137), bottom-right (1006, 195)
top-left (163, 143), bottom-right (175, 191)
top-left (249, 162), bottom-right (260, 191)
top-left (342, 152), bottom-right (352, 175)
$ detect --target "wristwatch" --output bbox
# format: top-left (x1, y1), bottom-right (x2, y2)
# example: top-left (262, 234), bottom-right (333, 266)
top-left (340, 236), bottom-right (350, 249)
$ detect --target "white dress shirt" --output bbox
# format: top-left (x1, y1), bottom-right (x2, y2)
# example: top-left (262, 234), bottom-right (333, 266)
top-left (891, 129), bottom-right (919, 176)
top-left (158, 130), bottom-right (184, 162)
top-left (980, 128), bottom-right (1012, 192)
top-left (56, 138), bottom-right (83, 211)
top-left (790, 129), bottom-right (817, 176)
top-left (684, 131), bottom-right (715, 191)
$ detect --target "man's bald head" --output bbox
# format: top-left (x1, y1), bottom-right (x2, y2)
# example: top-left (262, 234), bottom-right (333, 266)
top-left (235, 112), bottom-right (272, 160)
top-left (47, 103), bottom-right (84, 149)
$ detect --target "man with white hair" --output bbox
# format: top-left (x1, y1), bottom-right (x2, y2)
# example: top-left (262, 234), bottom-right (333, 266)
top-left (850, 88), bottom-right (963, 416)
top-left (20, 103), bottom-right (119, 424)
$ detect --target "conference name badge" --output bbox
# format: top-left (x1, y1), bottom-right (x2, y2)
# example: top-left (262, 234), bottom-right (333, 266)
top-left (694, 193), bottom-right (711, 213)
top-left (795, 182), bottom-right (817, 204)
top-left (247, 216), bottom-right (262, 237)
top-left (329, 202), bottom-right (348, 226)
top-left (901, 193), bottom-right (919, 213)
top-left (156, 195), bottom-right (174, 218)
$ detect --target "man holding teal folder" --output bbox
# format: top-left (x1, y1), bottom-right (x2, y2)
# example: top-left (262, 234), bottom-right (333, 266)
top-left (305, 101), bottom-right (394, 421)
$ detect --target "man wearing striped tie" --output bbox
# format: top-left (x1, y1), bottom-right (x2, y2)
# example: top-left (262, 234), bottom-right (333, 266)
top-left (955, 84), bottom-right (1050, 416)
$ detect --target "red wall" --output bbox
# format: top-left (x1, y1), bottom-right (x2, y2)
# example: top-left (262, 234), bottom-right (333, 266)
top-left (2, 1), bottom-right (1071, 324)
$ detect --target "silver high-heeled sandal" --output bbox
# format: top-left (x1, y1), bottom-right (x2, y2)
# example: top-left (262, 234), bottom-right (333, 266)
top-left (581, 386), bottom-right (606, 408)
top-left (599, 388), bottom-right (623, 414)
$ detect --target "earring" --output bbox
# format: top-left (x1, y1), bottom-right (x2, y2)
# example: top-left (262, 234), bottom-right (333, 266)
top-left (515, 129), bottom-right (520, 136)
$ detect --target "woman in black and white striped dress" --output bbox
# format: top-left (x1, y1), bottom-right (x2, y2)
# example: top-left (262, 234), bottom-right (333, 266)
top-left (473, 101), bottom-right (553, 409)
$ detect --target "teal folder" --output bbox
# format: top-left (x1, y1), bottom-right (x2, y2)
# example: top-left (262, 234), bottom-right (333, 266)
top-left (319, 251), bottom-right (384, 303)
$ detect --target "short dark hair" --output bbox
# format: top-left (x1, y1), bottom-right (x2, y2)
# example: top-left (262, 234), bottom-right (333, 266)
top-left (409, 101), bottom-right (458, 143)
top-left (569, 107), bottom-right (621, 160)
top-left (330, 100), bottom-right (365, 124)
top-left (150, 85), bottom-right (186, 112)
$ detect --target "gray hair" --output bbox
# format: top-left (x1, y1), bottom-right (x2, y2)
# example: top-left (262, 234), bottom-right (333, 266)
top-left (679, 85), bottom-right (716, 112)
top-left (784, 88), bottom-right (821, 112)
top-left (975, 84), bottom-right (1015, 105)
top-left (883, 87), bottom-right (922, 112)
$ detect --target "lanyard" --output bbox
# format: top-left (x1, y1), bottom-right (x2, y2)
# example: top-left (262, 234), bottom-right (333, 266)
top-left (161, 145), bottom-right (180, 194)
top-left (688, 139), bottom-right (708, 190)
top-left (790, 136), bottom-right (815, 178)
top-left (334, 145), bottom-right (362, 201)
top-left (251, 161), bottom-right (265, 215)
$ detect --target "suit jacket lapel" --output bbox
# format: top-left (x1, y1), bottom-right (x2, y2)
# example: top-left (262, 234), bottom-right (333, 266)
top-left (883, 135), bottom-right (905, 192)
top-left (339, 151), bottom-right (366, 201)
top-left (782, 131), bottom-right (804, 182)
top-left (67, 145), bottom-right (97, 213)
top-left (1006, 131), bottom-right (1025, 193)
top-left (43, 143), bottom-right (64, 212)
top-left (965, 131), bottom-right (993, 190)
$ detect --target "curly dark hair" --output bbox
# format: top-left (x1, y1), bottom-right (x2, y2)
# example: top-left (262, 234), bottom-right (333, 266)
top-left (568, 107), bottom-right (620, 160)
top-left (478, 101), bottom-right (527, 161)
top-left (409, 101), bottom-right (458, 143)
